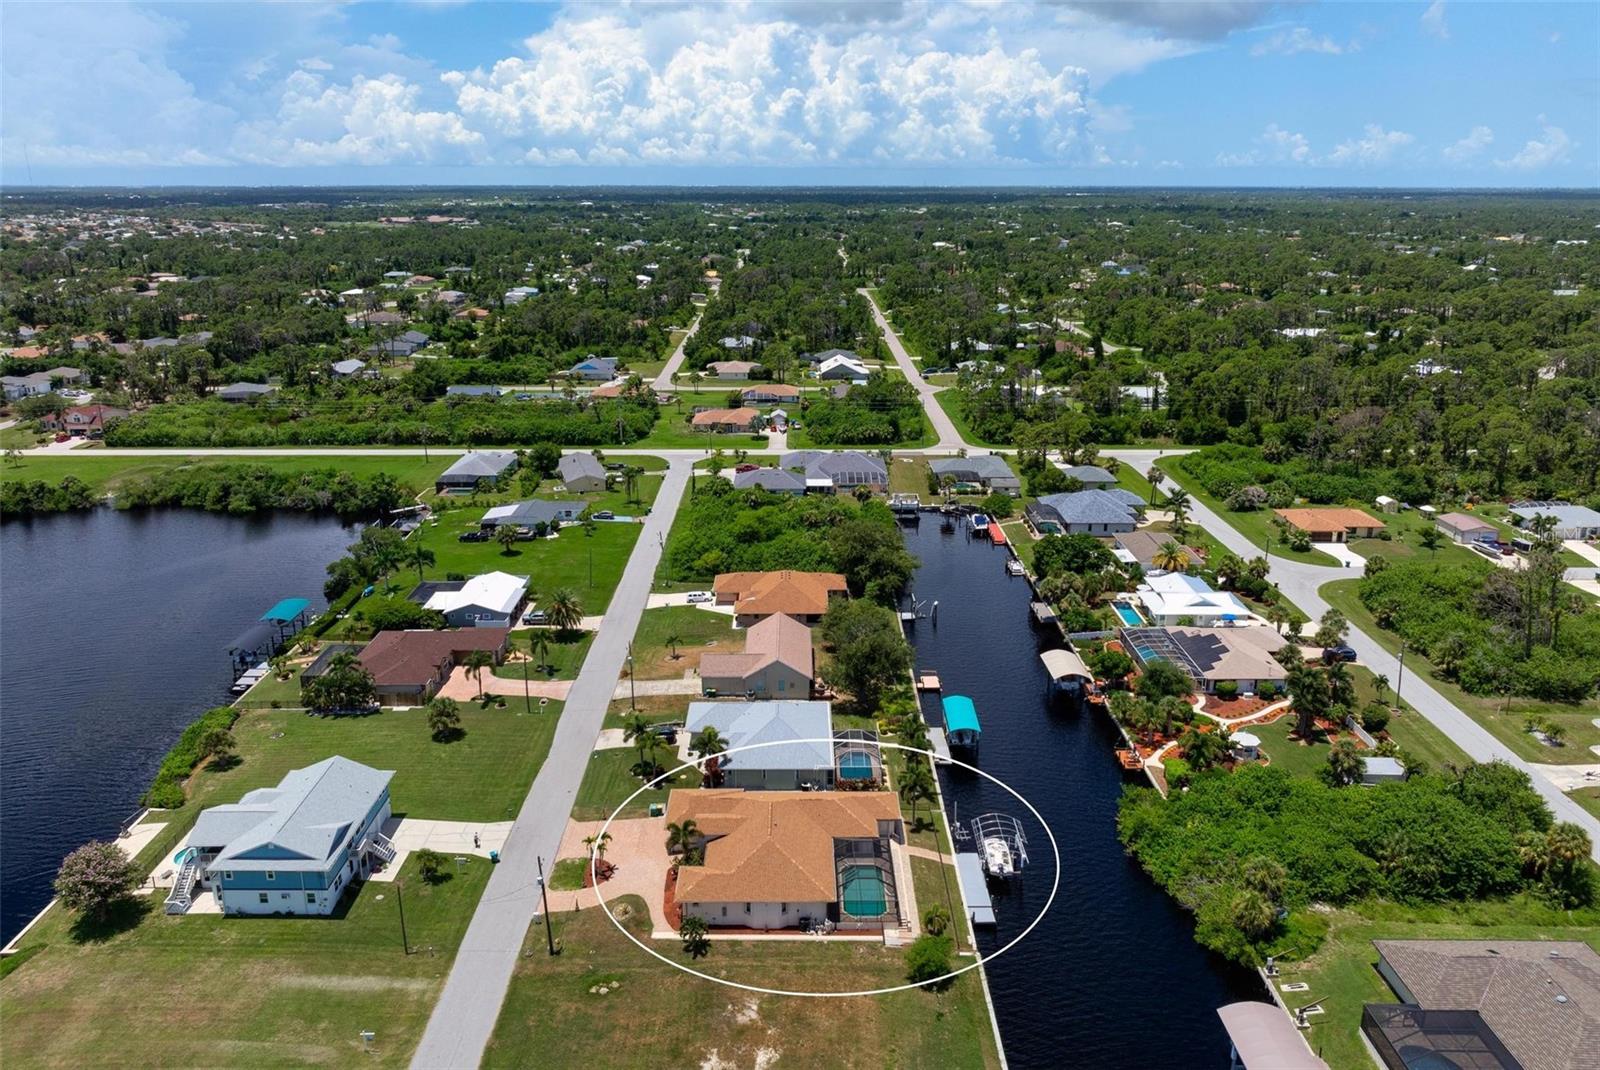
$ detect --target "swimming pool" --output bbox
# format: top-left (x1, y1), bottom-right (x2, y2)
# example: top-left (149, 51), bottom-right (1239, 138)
top-left (1113, 601), bottom-right (1144, 627)
top-left (839, 864), bottom-right (888, 916)
top-left (838, 750), bottom-right (876, 780)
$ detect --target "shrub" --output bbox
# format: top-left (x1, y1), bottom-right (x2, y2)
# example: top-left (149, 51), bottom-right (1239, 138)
top-left (904, 933), bottom-right (954, 988)
top-left (142, 706), bottom-right (239, 807)
top-left (54, 841), bottom-right (139, 922)
top-left (416, 848), bottom-right (447, 884)
top-left (1214, 680), bottom-right (1239, 701)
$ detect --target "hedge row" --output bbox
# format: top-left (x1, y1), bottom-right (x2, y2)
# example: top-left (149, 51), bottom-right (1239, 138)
top-left (142, 706), bottom-right (240, 809)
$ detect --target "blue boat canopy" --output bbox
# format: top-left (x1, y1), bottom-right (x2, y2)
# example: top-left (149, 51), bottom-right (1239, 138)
top-left (943, 695), bottom-right (981, 736)
top-left (260, 597), bottom-right (311, 623)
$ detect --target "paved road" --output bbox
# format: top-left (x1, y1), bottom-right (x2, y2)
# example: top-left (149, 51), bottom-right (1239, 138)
top-left (409, 458), bottom-right (693, 1069)
top-left (651, 308), bottom-right (704, 393)
top-left (858, 287), bottom-right (966, 451)
top-left (1107, 448), bottom-right (1600, 861)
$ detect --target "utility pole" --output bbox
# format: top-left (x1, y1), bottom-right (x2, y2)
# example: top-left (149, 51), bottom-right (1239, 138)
top-left (396, 881), bottom-right (410, 955)
top-left (536, 856), bottom-right (557, 955)
top-left (627, 642), bottom-right (637, 711)
top-left (1394, 641), bottom-right (1407, 706)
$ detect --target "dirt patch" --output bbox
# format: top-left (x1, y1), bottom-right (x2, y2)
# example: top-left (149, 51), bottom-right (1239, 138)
top-left (729, 997), bottom-right (761, 1026)
top-left (215, 1040), bottom-right (340, 1064)
top-left (276, 974), bottom-right (435, 993)
top-left (754, 1048), bottom-right (782, 1070)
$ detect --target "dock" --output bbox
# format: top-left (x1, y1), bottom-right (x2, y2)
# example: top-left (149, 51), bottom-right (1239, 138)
top-left (1030, 600), bottom-right (1056, 625)
top-left (988, 524), bottom-right (1008, 546)
top-left (955, 853), bottom-right (996, 926)
top-left (928, 726), bottom-right (952, 765)
top-left (917, 671), bottom-right (942, 691)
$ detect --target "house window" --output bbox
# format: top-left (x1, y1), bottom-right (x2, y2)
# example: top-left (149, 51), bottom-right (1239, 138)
top-left (281, 893), bottom-right (290, 900)
top-left (781, 903), bottom-right (788, 912)
top-left (744, 903), bottom-right (751, 913)
top-left (258, 893), bottom-right (269, 904)
top-left (721, 906), bottom-right (728, 917)
top-left (266, 870), bottom-right (276, 881)
top-left (306, 893), bottom-right (317, 904)
top-left (222, 871), bottom-right (233, 881)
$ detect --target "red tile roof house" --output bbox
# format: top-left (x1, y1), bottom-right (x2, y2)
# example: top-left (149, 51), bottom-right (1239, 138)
top-left (713, 570), bottom-right (849, 626)
top-left (1272, 507), bottom-right (1386, 543)
top-left (699, 613), bottom-right (815, 698)
top-left (690, 407), bottom-right (764, 433)
top-left (356, 628), bottom-right (509, 705)
top-left (40, 404), bottom-right (129, 438)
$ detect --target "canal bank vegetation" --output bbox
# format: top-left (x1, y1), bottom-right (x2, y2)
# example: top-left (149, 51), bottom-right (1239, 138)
top-left (141, 706), bottom-right (241, 808)
top-left (482, 894), bottom-right (1002, 1070)
top-left (1118, 762), bottom-right (1598, 970)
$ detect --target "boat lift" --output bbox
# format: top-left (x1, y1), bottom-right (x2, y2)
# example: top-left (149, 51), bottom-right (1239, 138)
top-left (970, 812), bottom-right (1030, 880)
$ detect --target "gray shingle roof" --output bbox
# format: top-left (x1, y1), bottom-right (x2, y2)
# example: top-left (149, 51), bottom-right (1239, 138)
top-left (439, 450), bottom-right (517, 482)
top-left (557, 452), bottom-right (607, 481)
top-left (191, 756), bottom-right (393, 872)
top-left (685, 701), bottom-right (834, 771)
top-left (1034, 488), bottom-right (1144, 525)
top-left (734, 467), bottom-right (807, 492)
top-left (1059, 464), bottom-right (1117, 485)
top-left (930, 455), bottom-right (1015, 482)
top-left (781, 450), bottom-right (888, 486)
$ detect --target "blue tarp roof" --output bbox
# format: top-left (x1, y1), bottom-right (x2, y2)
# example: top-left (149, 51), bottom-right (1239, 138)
top-left (943, 695), bottom-right (980, 735)
top-left (260, 597), bottom-right (311, 623)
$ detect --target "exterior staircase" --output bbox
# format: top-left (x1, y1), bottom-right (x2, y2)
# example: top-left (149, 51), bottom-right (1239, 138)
top-left (164, 856), bottom-right (200, 914)
top-left (366, 833), bottom-right (398, 865)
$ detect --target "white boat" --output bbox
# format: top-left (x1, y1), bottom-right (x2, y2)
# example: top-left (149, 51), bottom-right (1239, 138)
top-left (982, 836), bottom-right (1015, 878)
top-left (1005, 558), bottom-right (1025, 576)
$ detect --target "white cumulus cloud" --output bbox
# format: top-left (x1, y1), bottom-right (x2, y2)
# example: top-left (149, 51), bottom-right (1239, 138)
top-left (1496, 117), bottom-right (1572, 170)
top-left (1325, 124), bottom-right (1414, 166)
top-left (1251, 27), bottom-right (1349, 57)
top-left (1443, 125), bottom-right (1493, 163)
top-left (1216, 122), bottom-right (1312, 166)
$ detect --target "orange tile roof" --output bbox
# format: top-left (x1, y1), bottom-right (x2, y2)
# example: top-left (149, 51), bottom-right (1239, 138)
top-left (712, 571), bottom-right (848, 617)
top-left (1273, 507), bottom-right (1385, 532)
top-left (700, 612), bottom-right (813, 681)
top-left (665, 789), bottom-right (901, 903)
top-left (691, 407), bottom-right (761, 429)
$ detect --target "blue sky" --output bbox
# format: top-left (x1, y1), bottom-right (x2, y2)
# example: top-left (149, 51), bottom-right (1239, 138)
top-left (1, 1), bottom-right (1594, 187)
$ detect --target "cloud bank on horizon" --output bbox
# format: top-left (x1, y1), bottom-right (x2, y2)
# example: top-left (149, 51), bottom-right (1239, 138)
top-left (0, 0), bottom-right (1594, 185)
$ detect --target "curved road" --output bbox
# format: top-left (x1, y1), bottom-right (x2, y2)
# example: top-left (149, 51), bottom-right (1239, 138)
top-left (858, 287), bottom-right (965, 452)
top-left (1106, 448), bottom-right (1600, 862)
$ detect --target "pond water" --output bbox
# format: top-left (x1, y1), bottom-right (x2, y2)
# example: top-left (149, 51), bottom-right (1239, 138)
top-left (0, 508), bottom-right (356, 943)
top-left (901, 522), bottom-right (1262, 1069)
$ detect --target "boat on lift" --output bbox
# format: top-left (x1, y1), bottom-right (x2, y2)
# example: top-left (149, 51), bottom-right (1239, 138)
top-left (970, 812), bottom-right (1030, 881)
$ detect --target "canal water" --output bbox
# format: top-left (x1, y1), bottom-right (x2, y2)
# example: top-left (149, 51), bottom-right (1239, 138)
top-left (0, 508), bottom-right (357, 944)
top-left (901, 521), bottom-right (1262, 1069)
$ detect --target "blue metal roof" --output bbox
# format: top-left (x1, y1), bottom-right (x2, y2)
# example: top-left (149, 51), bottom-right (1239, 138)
top-left (260, 597), bottom-right (311, 623)
top-left (942, 695), bottom-right (981, 735)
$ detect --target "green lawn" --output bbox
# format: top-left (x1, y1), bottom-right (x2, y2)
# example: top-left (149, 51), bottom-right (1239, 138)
top-left (631, 422), bottom-right (768, 451)
top-left (786, 423), bottom-right (937, 450)
top-left (0, 853), bottom-right (491, 1070)
top-left (629, 604), bottom-right (737, 679)
top-left (482, 894), bottom-right (1002, 1070)
top-left (1321, 578), bottom-right (1600, 763)
top-left (572, 747), bottom-right (697, 821)
top-left (0, 452), bottom-right (453, 496)
top-left (1346, 507), bottom-right (1489, 568)
top-left (0, 697), bottom-right (562, 1068)
top-left (1573, 787), bottom-right (1600, 821)
top-left (931, 390), bottom-right (1007, 448)
top-left (548, 857), bottom-right (589, 891)
top-left (495, 629), bottom-right (596, 681)
top-left (1273, 898), bottom-right (1600, 1070)
top-left (408, 511), bottom-right (641, 614)
top-left (1156, 457), bottom-right (1341, 567)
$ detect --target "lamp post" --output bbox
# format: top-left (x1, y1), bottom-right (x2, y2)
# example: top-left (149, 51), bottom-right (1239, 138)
top-left (395, 881), bottom-right (410, 955)
top-left (627, 642), bottom-right (637, 711)
top-left (1393, 640), bottom-right (1407, 706)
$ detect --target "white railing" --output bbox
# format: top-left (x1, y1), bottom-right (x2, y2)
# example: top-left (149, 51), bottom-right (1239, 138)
top-left (164, 857), bottom-right (199, 914)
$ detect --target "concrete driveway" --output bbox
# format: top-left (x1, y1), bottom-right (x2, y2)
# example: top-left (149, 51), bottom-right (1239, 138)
top-left (550, 816), bottom-right (674, 934)
top-left (435, 664), bottom-right (571, 702)
top-left (371, 817), bottom-right (513, 881)
top-left (1317, 542), bottom-right (1367, 570)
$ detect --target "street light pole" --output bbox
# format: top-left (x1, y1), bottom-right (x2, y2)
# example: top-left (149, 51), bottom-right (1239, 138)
top-left (396, 881), bottom-right (410, 955)
top-left (536, 856), bottom-right (557, 956)
top-left (1393, 641), bottom-right (1407, 706)
top-left (627, 642), bottom-right (637, 711)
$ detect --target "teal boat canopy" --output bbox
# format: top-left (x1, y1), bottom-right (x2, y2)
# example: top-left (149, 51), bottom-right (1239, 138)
top-left (942, 695), bottom-right (980, 736)
top-left (260, 597), bottom-right (311, 623)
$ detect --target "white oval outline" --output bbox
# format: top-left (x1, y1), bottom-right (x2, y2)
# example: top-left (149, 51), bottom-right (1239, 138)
top-left (586, 735), bottom-right (1060, 997)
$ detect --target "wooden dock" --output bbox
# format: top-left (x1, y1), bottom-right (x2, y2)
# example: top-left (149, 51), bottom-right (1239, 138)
top-left (917, 671), bottom-right (942, 691)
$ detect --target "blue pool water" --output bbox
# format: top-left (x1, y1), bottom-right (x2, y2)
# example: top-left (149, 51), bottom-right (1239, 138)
top-left (838, 751), bottom-right (875, 779)
top-left (1113, 601), bottom-right (1144, 626)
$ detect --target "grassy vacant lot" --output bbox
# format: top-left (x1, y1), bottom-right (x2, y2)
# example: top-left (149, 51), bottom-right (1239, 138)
top-left (482, 894), bottom-right (1002, 1070)
top-left (0, 452), bottom-right (453, 496)
top-left (1274, 898), bottom-right (1600, 1070)
top-left (1155, 457), bottom-right (1341, 567)
top-left (787, 423), bottom-right (937, 450)
top-left (0, 852), bottom-right (490, 1070)
top-left (1347, 506), bottom-right (1492, 568)
top-left (931, 389), bottom-right (1007, 448)
top-left (632, 421), bottom-right (768, 451)
top-left (495, 628), bottom-right (596, 681)
top-left (1321, 579), bottom-right (1600, 763)
top-left (1573, 787), bottom-right (1600, 821)
top-left (572, 747), bottom-right (698, 821)
top-left (410, 511), bottom-right (640, 614)
top-left (0, 699), bottom-right (560, 1069)
top-left (629, 604), bottom-right (737, 679)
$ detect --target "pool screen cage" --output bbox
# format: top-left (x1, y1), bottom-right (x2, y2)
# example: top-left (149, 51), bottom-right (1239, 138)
top-left (1118, 627), bottom-right (1203, 688)
top-left (834, 839), bottom-right (900, 924)
top-left (1360, 1005), bottom-right (1520, 1070)
top-left (833, 729), bottom-right (883, 783)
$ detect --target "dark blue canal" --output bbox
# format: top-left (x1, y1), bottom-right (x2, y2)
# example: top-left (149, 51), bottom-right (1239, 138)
top-left (0, 508), bottom-right (356, 943)
top-left (902, 521), bottom-right (1262, 1069)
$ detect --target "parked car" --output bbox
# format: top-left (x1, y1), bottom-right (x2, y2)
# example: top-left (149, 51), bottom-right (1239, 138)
top-left (458, 529), bottom-right (491, 542)
top-left (522, 609), bottom-right (548, 625)
top-left (685, 591), bottom-right (713, 604)
top-left (649, 724), bottom-right (679, 744)
top-left (735, 463), bottom-right (760, 473)
top-left (592, 510), bottom-right (614, 520)
top-left (1471, 542), bottom-right (1500, 560)
top-left (1321, 644), bottom-right (1358, 664)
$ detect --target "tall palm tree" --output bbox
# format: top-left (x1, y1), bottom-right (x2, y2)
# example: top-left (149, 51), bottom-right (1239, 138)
top-left (690, 726), bottom-right (727, 785)
top-left (582, 830), bottom-right (613, 870)
top-left (529, 630), bottom-right (551, 675)
top-left (1152, 540), bottom-right (1190, 573)
top-left (897, 760), bottom-right (936, 828)
top-left (1179, 724), bottom-right (1232, 771)
top-left (664, 631), bottom-right (684, 660)
top-left (546, 588), bottom-right (583, 635)
top-left (463, 649), bottom-right (494, 701)
top-left (666, 818), bottom-right (702, 862)
top-left (1144, 466), bottom-right (1163, 504)
top-left (1289, 664), bottom-right (1331, 741)
top-left (409, 541), bottom-right (436, 582)
top-left (495, 523), bottom-right (520, 556)
top-left (623, 713), bottom-right (656, 770)
top-left (1266, 602), bottom-right (1291, 636)
top-left (1165, 489), bottom-right (1192, 542)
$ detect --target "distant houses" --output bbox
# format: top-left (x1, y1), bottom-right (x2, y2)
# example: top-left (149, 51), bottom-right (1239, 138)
top-left (691, 407), bottom-right (764, 433)
top-left (713, 570), bottom-right (848, 626)
top-left (816, 354), bottom-right (870, 381)
top-left (355, 628), bottom-right (510, 705)
top-left (741, 384), bottom-right (801, 405)
top-left (216, 382), bottom-right (276, 403)
top-left (567, 355), bottom-right (618, 381)
top-left (478, 499), bottom-right (581, 531)
top-left (180, 756), bottom-right (395, 917)
top-left (1435, 511), bottom-right (1498, 545)
top-left (39, 404), bottom-right (128, 438)
top-left (445, 384), bottom-right (502, 399)
top-left (1026, 488), bottom-right (1145, 535)
top-left (1508, 500), bottom-right (1600, 540)
top-left (779, 450), bottom-right (888, 492)
top-left (699, 615), bottom-right (815, 699)
top-left (1057, 465), bottom-right (1118, 490)
top-left (1273, 508), bottom-right (1385, 543)
top-left (707, 360), bottom-right (761, 380)
top-left (732, 467), bottom-right (807, 495)
top-left (929, 455), bottom-right (1020, 493)
top-left (435, 450), bottom-right (518, 493)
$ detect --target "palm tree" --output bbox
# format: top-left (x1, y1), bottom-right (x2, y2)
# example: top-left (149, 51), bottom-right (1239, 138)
top-left (1325, 739), bottom-right (1365, 787)
top-left (1214, 551), bottom-right (1245, 588)
top-left (463, 650), bottom-right (494, 701)
top-left (582, 830), bottom-right (613, 875)
top-left (546, 588), bottom-right (583, 635)
top-left (1289, 664), bottom-right (1331, 741)
top-left (409, 541), bottom-right (436, 582)
top-left (624, 713), bottom-right (657, 771)
top-left (1152, 540), bottom-right (1191, 573)
top-left (1145, 466), bottom-right (1163, 504)
top-left (427, 697), bottom-right (462, 741)
top-left (1326, 660), bottom-right (1356, 710)
top-left (679, 914), bottom-right (711, 958)
top-left (1165, 488), bottom-right (1191, 532)
top-left (1266, 602), bottom-right (1291, 636)
top-left (666, 818), bottom-right (702, 862)
top-left (623, 464), bottom-right (643, 504)
top-left (664, 631), bottom-right (684, 660)
top-left (898, 760), bottom-right (937, 829)
top-left (528, 630), bottom-right (551, 675)
top-left (690, 726), bottom-right (727, 785)
top-left (495, 523), bottom-right (520, 556)
top-left (1179, 724), bottom-right (1232, 771)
